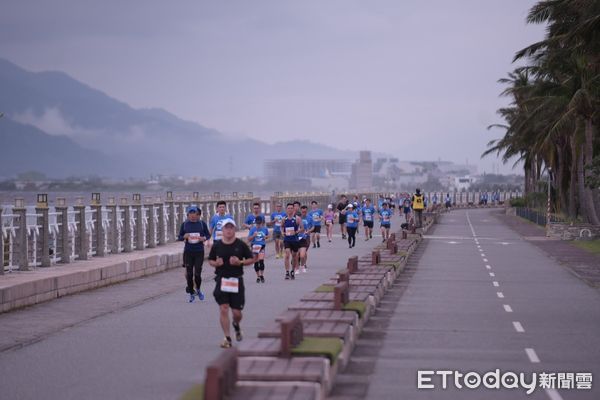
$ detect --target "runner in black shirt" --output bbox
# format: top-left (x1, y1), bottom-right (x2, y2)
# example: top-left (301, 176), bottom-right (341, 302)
top-left (208, 218), bottom-right (254, 348)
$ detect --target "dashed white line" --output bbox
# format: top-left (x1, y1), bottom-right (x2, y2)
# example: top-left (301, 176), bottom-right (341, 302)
top-left (489, 272), bottom-right (495, 277)
top-left (525, 348), bottom-right (540, 363)
top-left (492, 281), bottom-right (500, 287)
top-left (486, 265), bottom-right (492, 270)
top-left (481, 253), bottom-right (486, 257)
top-left (513, 321), bottom-right (525, 332)
top-left (483, 258), bottom-right (488, 262)
top-left (503, 304), bottom-right (513, 312)
top-left (496, 292), bottom-right (504, 298)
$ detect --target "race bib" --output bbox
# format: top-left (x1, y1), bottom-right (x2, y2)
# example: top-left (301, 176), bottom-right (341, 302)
top-left (326, 220), bottom-right (332, 225)
top-left (221, 277), bottom-right (239, 293)
top-left (383, 215), bottom-right (390, 222)
top-left (312, 214), bottom-right (321, 222)
top-left (365, 214), bottom-right (372, 221)
top-left (252, 244), bottom-right (262, 254)
top-left (285, 226), bottom-right (296, 236)
top-left (215, 230), bottom-right (223, 240)
top-left (347, 216), bottom-right (355, 224)
top-left (188, 232), bottom-right (200, 244)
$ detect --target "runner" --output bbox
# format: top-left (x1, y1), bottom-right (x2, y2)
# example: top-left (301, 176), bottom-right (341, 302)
top-left (299, 205), bottom-right (313, 273)
top-left (402, 198), bottom-right (412, 223)
top-left (379, 202), bottom-right (393, 242)
top-left (269, 203), bottom-right (285, 258)
top-left (324, 204), bottom-right (335, 242)
top-left (445, 193), bottom-right (452, 209)
top-left (336, 195), bottom-right (349, 239)
top-left (412, 188), bottom-right (425, 228)
top-left (243, 202), bottom-right (264, 230)
top-left (209, 200), bottom-right (233, 242)
top-left (247, 216), bottom-right (269, 283)
top-left (308, 200), bottom-right (323, 248)
top-left (361, 198), bottom-right (375, 241)
top-left (177, 206), bottom-right (210, 302)
top-left (207, 218), bottom-right (254, 348)
top-left (344, 204), bottom-right (359, 248)
top-left (282, 203), bottom-right (304, 280)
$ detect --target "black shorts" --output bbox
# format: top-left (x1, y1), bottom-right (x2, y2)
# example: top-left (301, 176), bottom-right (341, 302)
top-left (254, 262), bottom-right (265, 272)
top-left (363, 221), bottom-right (374, 228)
top-left (381, 224), bottom-right (391, 229)
top-left (298, 238), bottom-right (309, 248)
top-left (312, 225), bottom-right (321, 233)
top-left (183, 251), bottom-right (204, 269)
top-left (213, 276), bottom-right (245, 310)
top-left (251, 244), bottom-right (266, 255)
top-left (284, 241), bottom-right (300, 252)
top-left (338, 214), bottom-right (347, 224)
top-left (273, 231), bottom-right (282, 240)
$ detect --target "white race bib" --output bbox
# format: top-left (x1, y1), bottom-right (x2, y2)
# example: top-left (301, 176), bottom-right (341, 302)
top-left (215, 230), bottom-right (223, 240)
top-left (312, 214), bottom-right (321, 222)
top-left (221, 277), bottom-right (239, 293)
top-left (326, 220), bottom-right (332, 225)
top-left (285, 226), bottom-right (295, 236)
top-left (252, 244), bottom-right (262, 254)
top-left (188, 232), bottom-right (200, 244)
top-left (365, 214), bottom-right (372, 221)
top-left (383, 215), bottom-right (390, 222)
top-left (348, 215), bottom-right (355, 224)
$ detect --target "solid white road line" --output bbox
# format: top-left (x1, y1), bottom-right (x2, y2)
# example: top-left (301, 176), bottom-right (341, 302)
top-left (513, 321), bottom-right (525, 332)
top-left (525, 348), bottom-right (540, 363)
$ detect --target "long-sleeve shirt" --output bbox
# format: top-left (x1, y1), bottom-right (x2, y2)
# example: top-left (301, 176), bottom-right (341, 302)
top-left (178, 220), bottom-right (210, 253)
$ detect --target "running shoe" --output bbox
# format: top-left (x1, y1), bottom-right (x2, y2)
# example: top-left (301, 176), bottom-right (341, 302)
top-left (285, 272), bottom-right (290, 280)
top-left (188, 293), bottom-right (195, 303)
top-left (317, 241), bottom-right (320, 248)
top-left (220, 338), bottom-right (232, 348)
top-left (302, 266), bottom-right (307, 273)
top-left (290, 270), bottom-right (295, 280)
top-left (257, 277), bottom-right (261, 283)
top-left (233, 322), bottom-right (243, 341)
top-left (197, 290), bottom-right (205, 301)
top-left (260, 276), bottom-right (265, 283)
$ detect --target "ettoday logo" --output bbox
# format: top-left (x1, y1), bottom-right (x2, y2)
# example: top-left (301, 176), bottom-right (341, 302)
top-left (417, 370), bottom-right (538, 395)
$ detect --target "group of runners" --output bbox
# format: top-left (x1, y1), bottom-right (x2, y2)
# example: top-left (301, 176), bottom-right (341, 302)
top-left (176, 191), bottom-right (427, 348)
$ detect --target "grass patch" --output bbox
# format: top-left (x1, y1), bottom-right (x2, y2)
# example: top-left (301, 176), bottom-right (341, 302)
top-left (315, 284), bottom-right (334, 293)
top-left (343, 301), bottom-right (367, 318)
top-left (572, 239), bottom-right (600, 254)
top-left (180, 384), bottom-right (204, 400)
top-left (291, 337), bottom-right (343, 363)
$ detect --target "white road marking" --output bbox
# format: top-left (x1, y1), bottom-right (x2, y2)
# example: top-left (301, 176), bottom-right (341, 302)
top-left (447, 241), bottom-right (459, 244)
top-left (489, 272), bottom-right (495, 277)
top-left (486, 265), bottom-right (492, 269)
top-left (513, 321), bottom-right (525, 332)
top-left (525, 348), bottom-right (540, 363)
top-left (496, 292), bottom-right (504, 298)
top-left (481, 253), bottom-right (486, 257)
top-left (492, 281), bottom-right (500, 287)
top-left (478, 249), bottom-right (483, 252)
top-left (545, 388), bottom-right (565, 400)
top-left (499, 242), bottom-right (511, 245)
top-left (503, 304), bottom-right (513, 312)
top-left (483, 258), bottom-right (488, 262)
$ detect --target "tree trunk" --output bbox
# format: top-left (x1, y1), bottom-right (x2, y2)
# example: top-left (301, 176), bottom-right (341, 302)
top-left (568, 139), bottom-right (578, 219)
top-left (583, 119), bottom-right (600, 224)
top-left (556, 145), bottom-right (567, 214)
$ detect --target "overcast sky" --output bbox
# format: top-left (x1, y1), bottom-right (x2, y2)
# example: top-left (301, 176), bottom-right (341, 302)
top-left (0, 0), bottom-right (545, 174)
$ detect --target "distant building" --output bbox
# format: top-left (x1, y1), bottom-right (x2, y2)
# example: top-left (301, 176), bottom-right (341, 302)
top-left (350, 151), bottom-right (373, 190)
top-left (263, 159), bottom-right (352, 181)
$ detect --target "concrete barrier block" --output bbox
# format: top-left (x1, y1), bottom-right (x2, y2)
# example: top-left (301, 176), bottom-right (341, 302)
top-left (100, 262), bottom-right (129, 280)
top-left (145, 255), bottom-right (160, 268)
top-left (34, 277), bottom-right (57, 295)
top-left (35, 291), bottom-right (58, 304)
top-left (129, 258), bottom-right (146, 272)
top-left (2, 282), bottom-right (37, 302)
top-left (159, 254), bottom-right (168, 267)
top-left (56, 269), bottom-right (102, 290)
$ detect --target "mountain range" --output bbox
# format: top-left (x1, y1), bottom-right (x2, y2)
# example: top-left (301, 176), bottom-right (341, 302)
top-left (0, 58), bottom-right (357, 179)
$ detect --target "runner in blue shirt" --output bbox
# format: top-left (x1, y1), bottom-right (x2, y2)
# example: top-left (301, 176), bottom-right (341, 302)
top-left (243, 202), bottom-right (265, 230)
top-left (379, 202), bottom-right (393, 242)
top-left (343, 204), bottom-right (359, 248)
top-left (210, 200), bottom-right (234, 242)
top-left (269, 203), bottom-right (286, 259)
top-left (248, 216), bottom-right (270, 283)
top-left (361, 198), bottom-right (376, 241)
top-left (299, 205), bottom-right (314, 273)
top-left (308, 200), bottom-right (323, 249)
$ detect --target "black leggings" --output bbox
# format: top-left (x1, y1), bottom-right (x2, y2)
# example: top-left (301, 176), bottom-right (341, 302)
top-left (254, 259), bottom-right (265, 272)
top-left (347, 227), bottom-right (357, 247)
top-left (184, 251), bottom-right (204, 293)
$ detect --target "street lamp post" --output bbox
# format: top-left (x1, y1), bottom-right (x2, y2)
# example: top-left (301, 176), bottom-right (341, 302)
top-left (546, 167), bottom-right (552, 236)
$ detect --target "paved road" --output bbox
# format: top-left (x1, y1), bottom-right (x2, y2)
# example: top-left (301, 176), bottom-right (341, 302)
top-left (0, 219), bottom-right (400, 400)
top-left (365, 208), bottom-right (600, 400)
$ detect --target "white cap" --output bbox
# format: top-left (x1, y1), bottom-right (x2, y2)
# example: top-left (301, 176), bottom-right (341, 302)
top-left (221, 217), bottom-right (236, 227)
top-left (328, 204), bottom-right (333, 209)
top-left (347, 204), bottom-right (354, 208)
